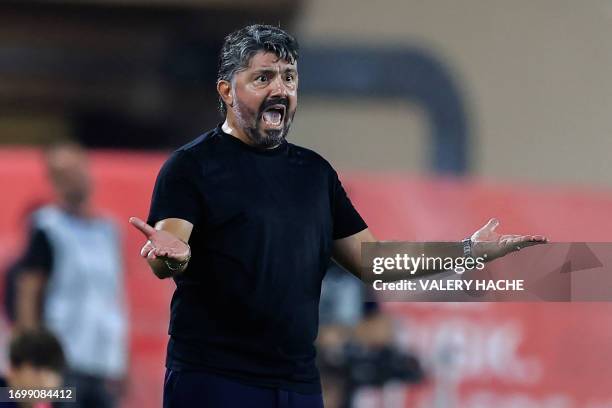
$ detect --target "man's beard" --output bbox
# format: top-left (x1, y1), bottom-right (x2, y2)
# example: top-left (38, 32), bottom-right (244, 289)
top-left (235, 97), bottom-right (295, 149)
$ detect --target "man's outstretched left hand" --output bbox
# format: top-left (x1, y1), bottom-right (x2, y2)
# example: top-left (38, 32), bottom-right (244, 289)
top-left (470, 218), bottom-right (547, 262)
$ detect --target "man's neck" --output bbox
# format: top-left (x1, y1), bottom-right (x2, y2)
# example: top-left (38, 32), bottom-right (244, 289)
top-left (221, 120), bottom-right (282, 150)
top-left (59, 201), bottom-right (90, 218)
top-left (222, 120), bottom-right (253, 146)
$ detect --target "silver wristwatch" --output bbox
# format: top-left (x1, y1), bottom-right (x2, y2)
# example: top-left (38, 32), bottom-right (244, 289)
top-left (462, 238), bottom-right (473, 259)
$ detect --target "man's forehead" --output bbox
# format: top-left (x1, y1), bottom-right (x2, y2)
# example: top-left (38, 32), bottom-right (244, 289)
top-left (246, 51), bottom-right (297, 70)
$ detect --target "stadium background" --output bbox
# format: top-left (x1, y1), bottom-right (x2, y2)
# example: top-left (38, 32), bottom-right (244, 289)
top-left (1, 1), bottom-right (612, 407)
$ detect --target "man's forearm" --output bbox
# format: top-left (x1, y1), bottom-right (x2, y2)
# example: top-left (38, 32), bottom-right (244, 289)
top-left (16, 270), bottom-right (45, 329)
top-left (367, 242), bottom-right (466, 283)
top-left (334, 230), bottom-right (484, 283)
top-left (335, 240), bottom-right (467, 283)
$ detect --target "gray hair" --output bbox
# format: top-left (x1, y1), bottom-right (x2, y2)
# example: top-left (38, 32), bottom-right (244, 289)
top-left (217, 24), bottom-right (299, 116)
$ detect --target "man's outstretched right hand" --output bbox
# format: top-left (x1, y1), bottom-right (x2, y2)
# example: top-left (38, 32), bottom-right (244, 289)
top-left (129, 217), bottom-right (191, 263)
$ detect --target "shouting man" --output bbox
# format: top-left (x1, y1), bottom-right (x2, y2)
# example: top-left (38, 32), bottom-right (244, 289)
top-left (129, 24), bottom-right (546, 408)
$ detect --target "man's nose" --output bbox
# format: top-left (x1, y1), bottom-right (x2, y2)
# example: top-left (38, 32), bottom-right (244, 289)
top-left (269, 75), bottom-right (288, 98)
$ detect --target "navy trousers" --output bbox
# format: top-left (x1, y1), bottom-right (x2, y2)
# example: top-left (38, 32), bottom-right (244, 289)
top-left (163, 369), bottom-right (324, 408)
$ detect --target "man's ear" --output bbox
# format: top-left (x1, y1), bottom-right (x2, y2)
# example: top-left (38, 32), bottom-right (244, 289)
top-left (217, 80), bottom-right (233, 108)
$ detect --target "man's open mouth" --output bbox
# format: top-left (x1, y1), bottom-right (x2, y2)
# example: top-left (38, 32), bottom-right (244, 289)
top-left (261, 104), bottom-right (286, 127)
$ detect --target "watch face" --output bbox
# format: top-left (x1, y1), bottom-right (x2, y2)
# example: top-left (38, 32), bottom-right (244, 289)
top-left (463, 239), bottom-right (472, 257)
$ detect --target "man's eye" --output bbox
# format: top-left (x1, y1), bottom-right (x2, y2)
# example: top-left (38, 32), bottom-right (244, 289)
top-left (285, 74), bottom-right (294, 82)
top-left (256, 75), bottom-right (268, 83)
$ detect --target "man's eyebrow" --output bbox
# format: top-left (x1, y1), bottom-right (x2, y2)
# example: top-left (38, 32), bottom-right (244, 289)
top-left (252, 67), bottom-right (298, 75)
top-left (252, 68), bottom-right (276, 74)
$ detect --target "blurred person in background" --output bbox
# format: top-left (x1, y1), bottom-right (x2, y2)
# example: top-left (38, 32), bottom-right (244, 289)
top-left (129, 24), bottom-right (545, 407)
top-left (14, 142), bottom-right (128, 408)
top-left (318, 262), bottom-right (424, 408)
top-left (0, 328), bottom-right (65, 408)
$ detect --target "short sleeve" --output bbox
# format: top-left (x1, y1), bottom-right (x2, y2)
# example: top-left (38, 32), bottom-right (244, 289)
top-left (330, 168), bottom-right (368, 240)
top-left (147, 151), bottom-right (205, 226)
top-left (20, 227), bottom-right (53, 275)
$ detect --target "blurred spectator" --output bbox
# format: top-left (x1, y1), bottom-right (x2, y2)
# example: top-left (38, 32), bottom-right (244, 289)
top-left (14, 142), bottom-right (128, 408)
top-left (318, 263), bottom-right (424, 408)
top-left (0, 328), bottom-right (65, 408)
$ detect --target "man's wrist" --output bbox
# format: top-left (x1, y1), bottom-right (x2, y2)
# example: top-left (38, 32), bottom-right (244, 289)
top-left (164, 245), bottom-right (191, 272)
top-left (462, 238), bottom-right (473, 259)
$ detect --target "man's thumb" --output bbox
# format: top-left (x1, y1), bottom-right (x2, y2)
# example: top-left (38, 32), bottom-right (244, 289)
top-left (485, 218), bottom-right (499, 231)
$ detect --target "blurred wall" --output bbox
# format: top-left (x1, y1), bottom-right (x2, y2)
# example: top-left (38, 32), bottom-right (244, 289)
top-left (293, 0), bottom-right (612, 187)
top-left (0, 1), bottom-right (302, 148)
top-left (292, 99), bottom-right (429, 175)
top-left (1, 1), bottom-right (610, 187)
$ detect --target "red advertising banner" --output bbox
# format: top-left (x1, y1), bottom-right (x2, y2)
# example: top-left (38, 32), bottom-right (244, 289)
top-left (1, 150), bottom-right (612, 407)
top-left (346, 175), bottom-right (612, 408)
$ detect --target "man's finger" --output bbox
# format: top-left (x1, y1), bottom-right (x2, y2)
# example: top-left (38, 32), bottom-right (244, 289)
top-left (140, 241), bottom-right (154, 258)
top-left (508, 235), bottom-right (526, 244)
top-left (129, 216), bottom-right (156, 238)
top-left (519, 239), bottom-right (547, 248)
top-left (146, 248), bottom-right (157, 260)
top-left (507, 236), bottom-right (548, 252)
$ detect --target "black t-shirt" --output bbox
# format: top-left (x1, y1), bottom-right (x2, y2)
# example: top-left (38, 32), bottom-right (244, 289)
top-left (147, 125), bottom-right (367, 393)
